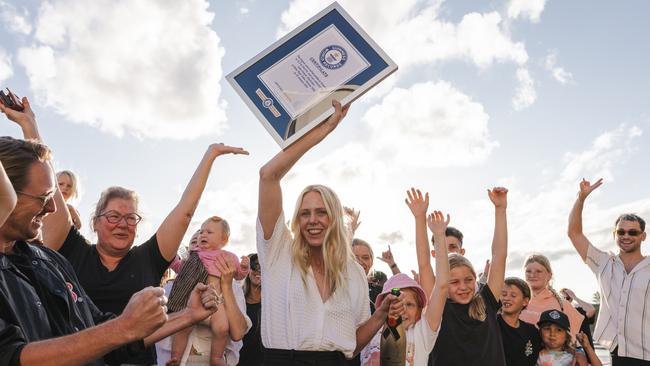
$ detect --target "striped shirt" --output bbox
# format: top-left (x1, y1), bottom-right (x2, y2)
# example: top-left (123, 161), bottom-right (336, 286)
top-left (585, 243), bottom-right (650, 360)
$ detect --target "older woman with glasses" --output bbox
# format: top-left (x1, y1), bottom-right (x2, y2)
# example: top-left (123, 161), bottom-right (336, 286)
top-left (38, 143), bottom-right (248, 365)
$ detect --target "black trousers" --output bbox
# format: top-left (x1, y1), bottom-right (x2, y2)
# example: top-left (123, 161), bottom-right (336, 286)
top-left (611, 347), bottom-right (650, 366)
top-left (263, 348), bottom-right (347, 366)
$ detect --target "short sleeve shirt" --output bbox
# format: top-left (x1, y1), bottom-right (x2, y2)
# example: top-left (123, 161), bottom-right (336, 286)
top-left (585, 243), bottom-right (650, 359)
top-left (429, 284), bottom-right (506, 366)
top-left (256, 213), bottom-right (371, 359)
top-left (59, 227), bottom-right (171, 364)
top-left (497, 315), bottom-right (542, 366)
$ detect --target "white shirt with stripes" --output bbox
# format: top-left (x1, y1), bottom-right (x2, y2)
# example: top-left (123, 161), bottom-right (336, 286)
top-left (586, 243), bottom-right (650, 360)
top-left (256, 213), bottom-right (371, 359)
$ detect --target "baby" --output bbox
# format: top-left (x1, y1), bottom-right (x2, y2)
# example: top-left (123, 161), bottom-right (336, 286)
top-left (166, 216), bottom-right (249, 366)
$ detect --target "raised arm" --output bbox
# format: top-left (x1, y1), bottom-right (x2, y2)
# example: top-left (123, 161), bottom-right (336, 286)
top-left (567, 178), bottom-right (603, 261)
top-left (424, 210), bottom-right (450, 331)
top-left (0, 96), bottom-right (41, 141)
top-left (155, 143), bottom-right (248, 261)
top-left (376, 245), bottom-right (401, 275)
top-left (486, 187), bottom-right (508, 298)
top-left (561, 288), bottom-right (596, 318)
top-left (0, 160), bottom-right (17, 227)
top-left (405, 188), bottom-right (434, 297)
top-left (258, 100), bottom-right (349, 239)
top-left (0, 96), bottom-right (74, 249)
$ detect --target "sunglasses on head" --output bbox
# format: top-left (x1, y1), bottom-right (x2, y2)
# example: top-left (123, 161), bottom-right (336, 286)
top-left (615, 229), bottom-right (644, 237)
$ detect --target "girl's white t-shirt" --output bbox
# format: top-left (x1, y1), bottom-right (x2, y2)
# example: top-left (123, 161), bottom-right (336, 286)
top-left (256, 213), bottom-right (371, 359)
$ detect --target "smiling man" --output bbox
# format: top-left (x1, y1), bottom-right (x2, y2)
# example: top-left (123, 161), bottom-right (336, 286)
top-left (568, 178), bottom-right (650, 366)
top-left (0, 136), bottom-right (219, 366)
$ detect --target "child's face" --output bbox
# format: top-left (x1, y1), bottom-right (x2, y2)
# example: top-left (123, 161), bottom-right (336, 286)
top-left (448, 266), bottom-right (476, 304)
top-left (400, 289), bottom-right (422, 329)
top-left (198, 220), bottom-right (228, 250)
top-left (500, 284), bottom-right (529, 315)
top-left (189, 230), bottom-right (200, 251)
top-left (540, 323), bottom-right (567, 351)
top-left (525, 262), bottom-right (551, 292)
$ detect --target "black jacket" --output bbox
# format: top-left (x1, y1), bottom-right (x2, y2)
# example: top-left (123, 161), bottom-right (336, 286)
top-left (0, 241), bottom-right (144, 366)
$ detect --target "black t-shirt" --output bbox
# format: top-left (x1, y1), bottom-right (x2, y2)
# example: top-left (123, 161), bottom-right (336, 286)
top-left (59, 227), bottom-right (171, 364)
top-left (497, 315), bottom-right (542, 366)
top-left (238, 301), bottom-right (264, 366)
top-left (429, 284), bottom-right (507, 366)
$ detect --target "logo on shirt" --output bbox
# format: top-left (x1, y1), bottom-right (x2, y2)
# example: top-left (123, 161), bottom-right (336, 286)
top-left (66, 282), bottom-right (78, 302)
top-left (524, 340), bottom-right (533, 356)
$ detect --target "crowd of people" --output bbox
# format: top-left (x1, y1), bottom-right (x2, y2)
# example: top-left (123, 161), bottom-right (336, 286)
top-left (0, 95), bottom-right (647, 366)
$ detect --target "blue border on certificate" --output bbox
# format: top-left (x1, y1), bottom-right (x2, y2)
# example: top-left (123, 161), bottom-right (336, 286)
top-left (233, 8), bottom-right (390, 139)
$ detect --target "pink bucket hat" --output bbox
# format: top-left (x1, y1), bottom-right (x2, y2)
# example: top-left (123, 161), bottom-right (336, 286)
top-left (375, 273), bottom-right (428, 310)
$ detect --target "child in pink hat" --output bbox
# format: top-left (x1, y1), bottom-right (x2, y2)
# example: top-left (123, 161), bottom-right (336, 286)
top-left (361, 189), bottom-right (450, 366)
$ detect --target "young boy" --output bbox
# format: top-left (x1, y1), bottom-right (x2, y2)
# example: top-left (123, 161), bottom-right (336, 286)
top-left (498, 277), bottom-right (542, 366)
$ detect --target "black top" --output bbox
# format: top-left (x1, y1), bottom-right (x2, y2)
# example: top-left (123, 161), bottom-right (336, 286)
top-left (368, 282), bottom-right (382, 314)
top-left (60, 227), bottom-right (171, 364)
top-left (497, 315), bottom-right (542, 366)
top-left (0, 241), bottom-right (145, 366)
top-left (429, 284), bottom-right (507, 366)
top-left (238, 301), bottom-right (264, 366)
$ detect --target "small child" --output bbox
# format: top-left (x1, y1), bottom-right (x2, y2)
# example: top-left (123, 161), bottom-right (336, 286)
top-left (536, 310), bottom-right (602, 366)
top-left (166, 216), bottom-right (250, 366)
top-left (498, 277), bottom-right (542, 366)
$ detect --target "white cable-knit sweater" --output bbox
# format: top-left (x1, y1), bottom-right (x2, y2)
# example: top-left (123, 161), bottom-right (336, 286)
top-left (256, 213), bottom-right (370, 358)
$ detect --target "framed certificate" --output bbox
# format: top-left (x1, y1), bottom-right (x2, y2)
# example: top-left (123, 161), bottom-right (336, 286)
top-left (227, 2), bottom-right (398, 149)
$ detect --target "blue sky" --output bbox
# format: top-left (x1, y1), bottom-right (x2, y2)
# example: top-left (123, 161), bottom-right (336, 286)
top-left (1, 0), bottom-right (648, 301)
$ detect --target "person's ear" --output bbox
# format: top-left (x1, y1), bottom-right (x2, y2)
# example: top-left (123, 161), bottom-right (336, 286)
top-left (460, 248), bottom-right (466, 256)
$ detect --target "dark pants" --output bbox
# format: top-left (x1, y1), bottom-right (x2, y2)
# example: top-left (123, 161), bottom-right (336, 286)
top-left (263, 348), bottom-right (347, 366)
top-left (611, 347), bottom-right (650, 366)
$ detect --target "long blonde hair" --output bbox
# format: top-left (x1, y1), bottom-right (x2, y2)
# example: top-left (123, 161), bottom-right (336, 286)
top-left (449, 254), bottom-right (487, 321)
top-left (290, 185), bottom-right (352, 295)
top-left (524, 254), bottom-right (564, 309)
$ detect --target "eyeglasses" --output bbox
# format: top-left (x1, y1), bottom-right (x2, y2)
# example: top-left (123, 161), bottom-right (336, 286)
top-left (16, 190), bottom-right (55, 208)
top-left (99, 210), bottom-right (142, 226)
top-left (615, 229), bottom-right (644, 237)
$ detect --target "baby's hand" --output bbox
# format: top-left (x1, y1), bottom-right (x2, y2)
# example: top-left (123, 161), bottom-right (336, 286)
top-left (240, 255), bottom-right (250, 271)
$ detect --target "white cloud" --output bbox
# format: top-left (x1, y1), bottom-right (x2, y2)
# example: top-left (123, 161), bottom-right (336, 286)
top-left (507, 0), bottom-right (547, 23)
top-left (362, 81), bottom-right (498, 167)
top-left (503, 125), bottom-right (644, 264)
top-left (544, 50), bottom-right (574, 85)
top-left (0, 0), bottom-right (32, 35)
top-left (18, 0), bottom-right (227, 140)
top-left (239, 7), bottom-right (249, 15)
top-left (512, 67), bottom-right (536, 110)
top-left (278, 1), bottom-right (528, 71)
top-left (0, 48), bottom-right (12, 83)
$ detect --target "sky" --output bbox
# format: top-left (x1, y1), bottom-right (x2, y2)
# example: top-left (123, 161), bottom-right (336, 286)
top-left (1, 0), bottom-right (649, 302)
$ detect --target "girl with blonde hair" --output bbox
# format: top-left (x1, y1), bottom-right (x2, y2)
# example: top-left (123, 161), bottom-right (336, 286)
top-left (56, 170), bottom-right (82, 229)
top-left (520, 254), bottom-right (584, 340)
top-left (257, 101), bottom-right (399, 365)
top-left (427, 187), bottom-right (510, 366)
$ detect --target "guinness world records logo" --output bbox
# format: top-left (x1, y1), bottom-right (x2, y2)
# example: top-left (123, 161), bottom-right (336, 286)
top-left (319, 45), bottom-right (348, 69)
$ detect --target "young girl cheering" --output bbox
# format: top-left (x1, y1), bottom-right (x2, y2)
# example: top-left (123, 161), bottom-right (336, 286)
top-left (366, 189), bottom-right (450, 365)
top-left (428, 187), bottom-right (509, 366)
